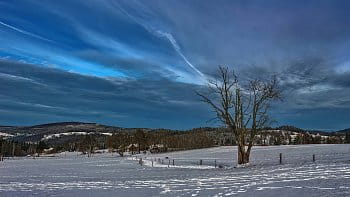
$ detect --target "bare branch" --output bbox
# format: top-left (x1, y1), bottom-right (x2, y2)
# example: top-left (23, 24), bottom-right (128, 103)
top-left (196, 66), bottom-right (282, 165)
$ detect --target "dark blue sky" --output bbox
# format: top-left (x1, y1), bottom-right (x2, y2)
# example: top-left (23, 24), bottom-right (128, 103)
top-left (1, 0), bottom-right (350, 130)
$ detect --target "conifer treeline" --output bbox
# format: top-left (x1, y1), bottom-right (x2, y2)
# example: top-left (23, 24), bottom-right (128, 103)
top-left (106, 129), bottom-right (215, 155)
top-left (0, 139), bottom-right (48, 157)
top-left (1, 128), bottom-right (349, 157)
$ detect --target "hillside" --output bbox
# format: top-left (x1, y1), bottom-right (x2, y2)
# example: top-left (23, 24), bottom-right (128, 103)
top-left (0, 122), bottom-right (125, 142)
top-left (0, 122), bottom-right (121, 134)
top-left (0, 122), bottom-right (349, 146)
top-left (337, 128), bottom-right (350, 133)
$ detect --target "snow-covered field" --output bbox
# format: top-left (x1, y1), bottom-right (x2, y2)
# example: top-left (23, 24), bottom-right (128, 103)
top-left (1, 144), bottom-right (350, 197)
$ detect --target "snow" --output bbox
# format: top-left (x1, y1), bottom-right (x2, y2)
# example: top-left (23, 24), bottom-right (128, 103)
top-left (101, 132), bottom-right (113, 136)
top-left (0, 132), bottom-right (13, 138)
top-left (42, 132), bottom-right (112, 140)
top-left (0, 144), bottom-right (349, 196)
top-left (42, 132), bottom-right (88, 140)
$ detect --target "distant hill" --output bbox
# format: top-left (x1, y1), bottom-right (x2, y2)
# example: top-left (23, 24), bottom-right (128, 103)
top-left (277, 125), bottom-right (304, 133)
top-left (337, 128), bottom-right (350, 133)
top-left (0, 122), bottom-right (126, 142)
top-left (1, 122), bottom-right (349, 144)
top-left (276, 125), bottom-right (350, 135)
top-left (29, 122), bottom-right (97, 128)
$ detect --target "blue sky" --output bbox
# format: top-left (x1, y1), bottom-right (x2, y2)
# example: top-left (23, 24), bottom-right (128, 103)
top-left (1, 0), bottom-right (350, 130)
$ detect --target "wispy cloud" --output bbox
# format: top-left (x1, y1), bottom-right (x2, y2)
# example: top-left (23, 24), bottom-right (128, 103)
top-left (112, 1), bottom-right (206, 83)
top-left (0, 20), bottom-right (54, 43)
top-left (0, 60), bottom-right (208, 129)
top-left (155, 30), bottom-right (205, 79)
top-left (0, 72), bottom-right (46, 86)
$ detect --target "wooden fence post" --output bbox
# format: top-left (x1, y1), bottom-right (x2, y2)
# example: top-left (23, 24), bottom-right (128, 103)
top-left (279, 153), bottom-right (282, 164)
top-left (139, 158), bottom-right (143, 166)
top-left (152, 161), bottom-right (154, 167)
top-left (313, 154), bottom-right (315, 162)
top-left (200, 159), bottom-right (202, 165)
top-left (173, 159), bottom-right (174, 166)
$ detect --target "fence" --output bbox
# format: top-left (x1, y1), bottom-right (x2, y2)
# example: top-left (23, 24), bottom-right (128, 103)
top-left (135, 153), bottom-right (324, 168)
top-left (133, 145), bottom-right (350, 168)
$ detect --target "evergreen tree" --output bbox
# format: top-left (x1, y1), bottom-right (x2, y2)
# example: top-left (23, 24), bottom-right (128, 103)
top-left (345, 133), bottom-right (350, 144)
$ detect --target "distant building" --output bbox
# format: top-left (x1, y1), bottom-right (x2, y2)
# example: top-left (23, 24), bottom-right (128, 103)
top-left (149, 144), bottom-right (166, 153)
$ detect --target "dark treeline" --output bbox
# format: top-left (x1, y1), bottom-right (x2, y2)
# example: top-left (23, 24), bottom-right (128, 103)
top-left (0, 139), bottom-right (48, 157)
top-left (258, 130), bottom-right (347, 145)
top-left (106, 129), bottom-right (215, 156)
top-left (1, 127), bottom-right (349, 157)
top-left (0, 129), bottom-right (215, 157)
top-left (345, 132), bottom-right (350, 144)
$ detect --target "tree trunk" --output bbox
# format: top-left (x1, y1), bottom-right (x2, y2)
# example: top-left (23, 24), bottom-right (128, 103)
top-left (237, 144), bottom-right (244, 164)
top-left (237, 143), bottom-right (250, 165)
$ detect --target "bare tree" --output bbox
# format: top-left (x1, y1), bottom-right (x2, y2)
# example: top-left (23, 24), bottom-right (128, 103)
top-left (197, 66), bottom-right (281, 165)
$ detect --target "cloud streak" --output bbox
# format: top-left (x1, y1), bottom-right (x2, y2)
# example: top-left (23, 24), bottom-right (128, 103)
top-left (0, 60), bottom-right (209, 128)
top-left (0, 21), bottom-right (54, 43)
top-left (155, 30), bottom-right (206, 79)
top-left (111, 1), bottom-right (206, 83)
